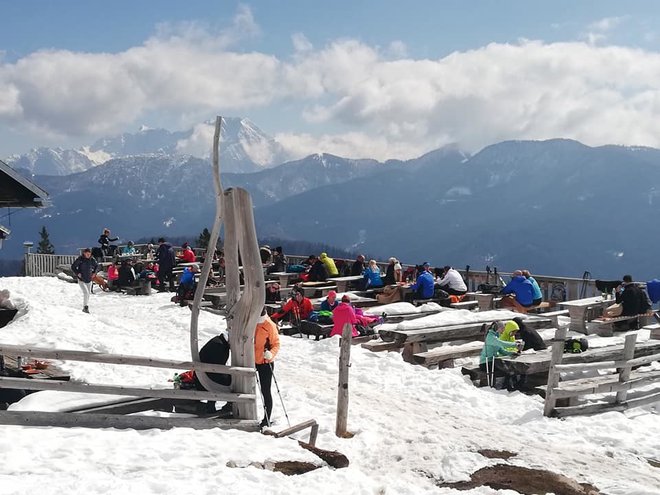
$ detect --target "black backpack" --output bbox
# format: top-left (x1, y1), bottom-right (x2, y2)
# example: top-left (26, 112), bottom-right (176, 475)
top-left (478, 283), bottom-right (501, 294)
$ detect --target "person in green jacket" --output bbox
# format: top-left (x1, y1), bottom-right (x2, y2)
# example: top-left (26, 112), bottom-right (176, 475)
top-left (319, 252), bottom-right (339, 277)
top-left (480, 321), bottom-right (522, 388)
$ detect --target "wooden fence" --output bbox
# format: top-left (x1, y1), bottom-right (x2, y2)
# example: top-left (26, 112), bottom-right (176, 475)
top-left (24, 253), bottom-right (77, 277)
top-left (543, 327), bottom-right (660, 417)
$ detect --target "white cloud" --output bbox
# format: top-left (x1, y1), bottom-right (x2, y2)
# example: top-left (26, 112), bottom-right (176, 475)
top-left (3, 15), bottom-right (660, 161)
top-left (582, 16), bottom-right (628, 45)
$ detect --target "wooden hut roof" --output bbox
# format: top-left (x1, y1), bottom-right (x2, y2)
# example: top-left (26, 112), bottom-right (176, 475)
top-left (0, 159), bottom-right (49, 208)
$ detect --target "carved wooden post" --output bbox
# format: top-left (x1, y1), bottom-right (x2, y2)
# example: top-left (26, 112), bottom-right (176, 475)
top-left (336, 323), bottom-right (352, 437)
top-left (226, 187), bottom-right (265, 421)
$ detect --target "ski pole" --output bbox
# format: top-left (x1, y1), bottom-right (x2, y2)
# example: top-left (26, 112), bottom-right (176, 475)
top-left (485, 357), bottom-right (490, 387)
top-left (254, 370), bottom-right (271, 428)
top-left (490, 357), bottom-right (496, 388)
top-left (270, 363), bottom-right (291, 427)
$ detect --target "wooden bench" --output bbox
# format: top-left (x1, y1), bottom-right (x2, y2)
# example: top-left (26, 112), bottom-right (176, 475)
top-left (450, 300), bottom-right (479, 310)
top-left (299, 321), bottom-right (333, 341)
top-left (300, 284), bottom-right (336, 298)
top-left (590, 313), bottom-right (654, 337)
top-left (413, 341), bottom-right (483, 369)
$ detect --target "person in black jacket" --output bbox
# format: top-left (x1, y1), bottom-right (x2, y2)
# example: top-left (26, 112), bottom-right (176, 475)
top-left (512, 317), bottom-right (547, 351)
top-left (155, 237), bottom-right (176, 292)
top-left (615, 275), bottom-right (651, 329)
top-left (71, 248), bottom-right (98, 313)
top-left (98, 228), bottom-right (118, 257)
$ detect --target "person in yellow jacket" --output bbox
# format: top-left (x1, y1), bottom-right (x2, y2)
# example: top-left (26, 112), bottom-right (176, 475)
top-left (255, 308), bottom-right (281, 428)
top-left (319, 252), bottom-right (339, 277)
top-left (499, 320), bottom-right (521, 352)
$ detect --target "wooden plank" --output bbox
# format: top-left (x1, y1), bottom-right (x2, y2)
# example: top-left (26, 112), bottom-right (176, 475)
top-left (0, 410), bottom-right (259, 431)
top-left (66, 397), bottom-right (172, 415)
top-left (551, 370), bottom-right (660, 399)
top-left (501, 340), bottom-right (660, 376)
top-left (360, 340), bottom-right (402, 352)
top-left (0, 344), bottom-right (255, 376)
top-left (553, 351), bottom-right (660, 372)
top-left (450, 301), bottom-right (479, 310)
top-left (0, 376), bottom-right (255, 403)
top-left (379, 317), bottom-right (552, 344)
top-left (615, 333), bottom-right (637, 403)
top-left (412, 341), bottom-right (483, 367)
top-left (553, 390), bottom-right (660, 417)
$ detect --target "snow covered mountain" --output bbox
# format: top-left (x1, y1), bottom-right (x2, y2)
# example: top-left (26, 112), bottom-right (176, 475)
top-left (5, 118), bottom-right (289, 176)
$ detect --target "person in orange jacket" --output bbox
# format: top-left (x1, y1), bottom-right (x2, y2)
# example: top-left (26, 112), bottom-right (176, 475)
top-left (255, 308), bottom-right (280, 428)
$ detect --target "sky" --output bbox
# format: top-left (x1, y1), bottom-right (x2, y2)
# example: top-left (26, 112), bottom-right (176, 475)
top-left (2, 0), bottom-right (660, 160)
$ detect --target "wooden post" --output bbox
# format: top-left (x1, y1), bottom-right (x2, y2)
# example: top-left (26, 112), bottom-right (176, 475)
top-left (227, 188), bottom-right (265, 421)
top-left (336, 323), bottom-right (352, 437)
top-left (615, 333), bottom-right (637, 403)
top-left (543, 326), bottom-right (567, 417)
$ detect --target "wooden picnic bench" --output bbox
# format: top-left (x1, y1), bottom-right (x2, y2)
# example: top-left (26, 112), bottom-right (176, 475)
top-left (300, 282), bottom-right (337, 298)
top-left (559, 296), bottom-right (615, 334)
top-left (379, 316), bottom-right (552, 364)
top-left (590, 312), bottom-right (655, 337)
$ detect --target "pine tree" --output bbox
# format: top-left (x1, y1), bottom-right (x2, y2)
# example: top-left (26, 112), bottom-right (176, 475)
top-left (197, 228), bottom-right (211, 248)
top-left (37, 226), bottom-right (55, 254)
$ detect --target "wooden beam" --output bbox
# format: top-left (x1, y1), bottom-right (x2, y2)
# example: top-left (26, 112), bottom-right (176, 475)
top-left (551, 370), bottom-right (660, 399)
top-left (0, 344), bottom-right (255, 376)
top-left (553, 391), bottom-right (660, 417)
top-left (0, 410), bottom-right (259, 431)
top-left (0, 376), bottom-right (255, 402)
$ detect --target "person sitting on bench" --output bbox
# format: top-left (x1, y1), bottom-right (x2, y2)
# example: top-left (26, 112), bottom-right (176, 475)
top-left (407, 262), bottom-right (435, 300)
top-left (612, 275), bottom-right (651, 330)
top-left (363, 259), bottom-right (384, 289)
top-left (512, 317), bottom-right (547, 351)
top-left (330, 294), bottom-right (359, 337)
top-left (435, 265), bottom-right (467, 296)
top-left (501, 270), bottom-right (535, 312)
top-left (479, 321), bottom-right (522, 389)
top-left (271, 287), bottom-right (313, 324)
top-left (521, 270), bottom-right (543, 306)
top-left (320, 290), bottom-right (339, 311)
top-left (176, 263), bottom-right (199, 305)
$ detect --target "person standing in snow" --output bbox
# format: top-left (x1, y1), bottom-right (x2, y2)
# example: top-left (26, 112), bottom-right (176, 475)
top-left (71, 248), bottom-right (98, 313)
top-left (254, 308), bottom-right (280, 428)
top-left (155, 237), bottom-right (176, 292)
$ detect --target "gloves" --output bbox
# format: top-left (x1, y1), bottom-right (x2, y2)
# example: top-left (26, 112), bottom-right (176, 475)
top-left (263, 350), bottom-right (273, 361)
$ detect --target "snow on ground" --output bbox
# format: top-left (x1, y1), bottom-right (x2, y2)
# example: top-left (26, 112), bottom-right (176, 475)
top-left (0, 277), bottom-right (659, 494)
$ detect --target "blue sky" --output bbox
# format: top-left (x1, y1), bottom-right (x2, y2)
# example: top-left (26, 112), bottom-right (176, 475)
top-left (1, 1), bottom-right (660, 160)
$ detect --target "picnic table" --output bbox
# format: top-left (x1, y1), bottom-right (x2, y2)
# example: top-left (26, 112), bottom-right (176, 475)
top-left (327, 275), bottom-right (363, 292)
top-left (300, 281), bottom-right (337, 297)
top-left (497, 339), bottom-right (660, 375)
top-left (559, 296), bottom-right (615, 334)
top-left (1, 354), bottom-right (70, 381)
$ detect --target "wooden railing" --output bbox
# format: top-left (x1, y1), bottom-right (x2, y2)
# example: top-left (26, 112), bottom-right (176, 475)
top-left (543, 327), bottom-right (660, 417)
top-left (24, 253), bottom-right (77, 277)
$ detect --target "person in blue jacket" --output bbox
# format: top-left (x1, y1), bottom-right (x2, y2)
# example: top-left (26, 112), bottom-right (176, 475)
top-left (522, 269), bottom-right (543, 305)
top-left (363, 259), bottom-right (384, 289)
top-left (409, 262), bottom-right (435, 299)
top-left (501, 270), bottom-right (535, 312)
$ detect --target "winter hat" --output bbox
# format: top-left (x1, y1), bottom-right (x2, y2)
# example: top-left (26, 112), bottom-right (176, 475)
top-left (182, 242), bottom-right (189, 249)
top-left (327, 290), bottom-right (337, 299)
top-left (422, 262), bottom-right (430, 268)
top-left (341, 294), bottom-right (351, 303)
top-left (320, 252), bottom-right (327, 259)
